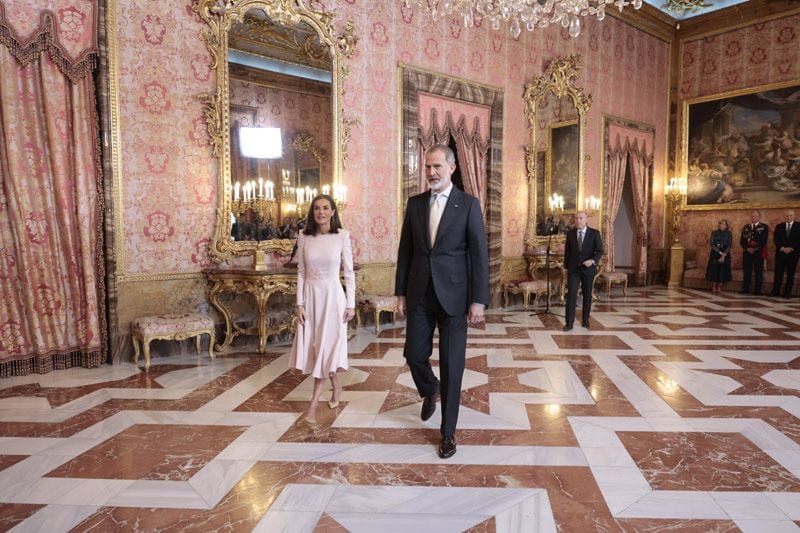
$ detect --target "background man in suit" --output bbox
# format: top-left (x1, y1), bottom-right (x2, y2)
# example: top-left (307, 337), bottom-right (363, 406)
top-left (771, 209), bottom-right (799, 298)
top-left (563, 211), bottom-right (603, 331)
top-left (395, 144), bottom-right (489, 459)
top-left (740, 210), bottom-right (769, 295)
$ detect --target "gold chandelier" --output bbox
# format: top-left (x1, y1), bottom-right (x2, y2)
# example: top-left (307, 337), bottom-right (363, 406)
top-left (404, 0), bottom-right (643, 38)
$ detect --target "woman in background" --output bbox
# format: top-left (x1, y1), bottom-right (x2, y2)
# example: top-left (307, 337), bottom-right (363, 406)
top-left (706, 219), bottom-right (732, 293)
top-left (289, 194), bottom-right (355, 423)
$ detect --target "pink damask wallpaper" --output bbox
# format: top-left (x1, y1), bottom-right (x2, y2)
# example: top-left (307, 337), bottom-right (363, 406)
top-left (678, 14), bottom-right (800, 267)
top-left (112, 1), bottom-right (670, 276)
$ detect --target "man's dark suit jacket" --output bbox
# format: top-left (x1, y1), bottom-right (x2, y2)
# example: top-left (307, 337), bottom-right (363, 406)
top-left (395, 187), bottom-right (489, 316)
top-left (775, 222), bottom-right (800, 254)
top-left (564, 226), bottom-right (603, 272)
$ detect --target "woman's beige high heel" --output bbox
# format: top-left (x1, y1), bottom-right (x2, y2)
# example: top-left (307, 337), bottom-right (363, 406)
top-left (328, 386), bottom-right (342, 409)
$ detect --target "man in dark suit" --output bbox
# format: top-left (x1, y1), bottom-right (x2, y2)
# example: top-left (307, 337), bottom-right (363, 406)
top-left (740, 210), bottom-right (769, 295)
top-left (395, 144), bottom-right (489, 459)
top-left (770, 209), bottom-right (799, 298)
top-left (563, 211), bottom-right (603, 331)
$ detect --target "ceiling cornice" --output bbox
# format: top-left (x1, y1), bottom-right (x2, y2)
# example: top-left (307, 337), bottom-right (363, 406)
top-left (676, 0), bottom-right (800, 40)
top-left (607, 2), bottom-right (677, 43)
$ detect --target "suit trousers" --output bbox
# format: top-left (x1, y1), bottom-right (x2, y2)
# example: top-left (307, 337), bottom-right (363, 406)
top-left (565, 266), bottom-right (596, 325)
top-left (403, 278), bottom-right (467, 438)
top-left (772, 252), bottom-right (799, 296)
top-left (742, 251), bottom-right (764, 294)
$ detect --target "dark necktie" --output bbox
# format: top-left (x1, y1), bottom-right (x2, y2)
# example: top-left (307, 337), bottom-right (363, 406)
top-left (578, 230), bottom-right (584, 249)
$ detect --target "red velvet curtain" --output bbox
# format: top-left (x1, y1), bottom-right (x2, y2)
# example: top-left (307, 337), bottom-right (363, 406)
top-left (0, 3), bottom-right (105, 376)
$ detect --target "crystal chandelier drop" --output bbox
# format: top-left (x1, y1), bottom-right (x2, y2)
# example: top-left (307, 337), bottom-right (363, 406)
top-left (403, 0), bottom-right (643, 39)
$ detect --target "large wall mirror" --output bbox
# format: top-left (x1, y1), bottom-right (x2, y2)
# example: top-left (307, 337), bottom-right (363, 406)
top-left (194, 0), bottom-right (357, 266)
top-left (523, 55), bottom-right (591, 248)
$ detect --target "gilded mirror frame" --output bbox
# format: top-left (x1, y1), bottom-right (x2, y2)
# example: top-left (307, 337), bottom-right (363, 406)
top-left (193, 0), bottom-right (357, 263)
top-left (523, 55), bottom-right (591, 249)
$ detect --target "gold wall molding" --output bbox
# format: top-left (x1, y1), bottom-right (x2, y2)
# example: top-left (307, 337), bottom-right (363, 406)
top-left (523, 54), bottom-right (592, 250)
top-left (607, 2), bottom-right (675, 43)
top-left (676, 0), bottom-right (800, 41)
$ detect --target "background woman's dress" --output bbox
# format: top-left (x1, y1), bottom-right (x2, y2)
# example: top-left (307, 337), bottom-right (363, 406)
top-left (706, 229), bottom-right (732, 283)
top-left (289, 230), bottom-right (355, 378)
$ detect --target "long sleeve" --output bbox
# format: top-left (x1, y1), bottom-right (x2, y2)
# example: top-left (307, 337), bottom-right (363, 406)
top-left (341, 231), bottom-right (356, 308)
top-left (295, 234), bottom-right (305, 306)
top-left (395, 200), bottom-right (413, 297)
top-left (591, 229), bottom-right (604, 264)
top-left (466, 196), bottom-right (490, 306)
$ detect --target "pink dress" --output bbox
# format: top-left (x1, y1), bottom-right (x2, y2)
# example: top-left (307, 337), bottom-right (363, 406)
top-left (289, 230), bottom-right (355, 378)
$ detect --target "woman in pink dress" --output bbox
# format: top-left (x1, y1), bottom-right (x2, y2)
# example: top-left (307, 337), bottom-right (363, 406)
top-left (289, 194), bottom-right (355, 423)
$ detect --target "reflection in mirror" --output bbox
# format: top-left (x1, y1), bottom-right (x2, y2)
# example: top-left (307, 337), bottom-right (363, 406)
top-left (524, 55), bottom-right (591, 246)
top-left (227, 9), bottom-right (333, 243)
top-left (195, 0), bottom-right (356, 264)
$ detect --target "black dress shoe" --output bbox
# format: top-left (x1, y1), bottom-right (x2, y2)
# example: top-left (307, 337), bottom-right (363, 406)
top-left (739, 290), bottom-right (749, 294)
top-left (582, 320), bottom-right (590, 329)
top-left (420, 388), bottom-right (439, 421)
top-left (438, 435), bottom-right (456, 459)
top-left (770, 292), bottom-right (780, 297)
top-left (562, 324), bottom-right (573, 331)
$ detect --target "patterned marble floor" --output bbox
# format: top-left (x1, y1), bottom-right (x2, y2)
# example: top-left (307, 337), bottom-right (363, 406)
top-left (0, 287), bottom-right (799, 532)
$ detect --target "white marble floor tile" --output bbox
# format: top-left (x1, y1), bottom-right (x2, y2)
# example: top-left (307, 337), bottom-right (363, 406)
top-left (105, 480), bottom-right (208, 509)
top-left (189, 459), bottom-right (256, 507)
top-left (271, 483), bottom-right (338, 511)
top-left (253, 510), bottom-right (322, 533)
top-left (10, 504), bottom-right (100, 533)
top-left (711, 492), bottom-right (790, 520)
top-left (733, 519), bottom-right (800, 533)
top-left (765, 493), bottom-right (800, 520)
top-left (617, 490), bottom-right (728, 519)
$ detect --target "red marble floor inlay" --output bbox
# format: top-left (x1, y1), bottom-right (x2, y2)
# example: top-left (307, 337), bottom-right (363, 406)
top-left (46, 424), bottom-right (246, 481)
top-left (552, 334), bottom-right (631, 350)
top-left (618, 431), bottom-right (800, 492)
top-left (0, 455), bottom-right (27, 472)
top-left (0, 504), bottom-right (44, 531)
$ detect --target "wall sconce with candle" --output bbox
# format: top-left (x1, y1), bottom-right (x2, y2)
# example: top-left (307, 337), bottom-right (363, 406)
top-left (583, 195), bottom-right (601, 217)
top-left (664, 176), bottom-right (687, 288)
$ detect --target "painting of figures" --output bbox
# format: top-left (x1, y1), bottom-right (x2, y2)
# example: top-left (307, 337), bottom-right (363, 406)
top-left (547, 120), bottom-right (579, 212)
top-left (684, 81), bottom-right (800, 209)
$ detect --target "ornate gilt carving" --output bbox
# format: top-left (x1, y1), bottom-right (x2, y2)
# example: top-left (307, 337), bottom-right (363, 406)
top-left (192, 0), bottom-right (358, 264)
top-left (523, 55), bottom-right (592, 250)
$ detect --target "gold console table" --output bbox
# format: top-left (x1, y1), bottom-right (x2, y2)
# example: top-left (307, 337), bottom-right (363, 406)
top-left (207, 268), bottom-right (297, 354)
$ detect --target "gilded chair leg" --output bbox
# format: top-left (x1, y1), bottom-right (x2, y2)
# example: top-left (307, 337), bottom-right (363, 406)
top-left (143, 338), bottom-right (152, 370)
top-left (195, 335), bottom-right (201, 354)
top-left (375, 310), bottom-right (380, 335)
top-left (208, 331), bottom-right (215, 361)
top-left (623, 281), bottom-right (628, 295)
top-left (132, 335), bottom-right (140, 364)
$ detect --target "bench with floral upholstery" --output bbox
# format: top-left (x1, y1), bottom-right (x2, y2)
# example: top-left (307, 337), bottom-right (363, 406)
top-left (131, 313), bottom-right (215, 369)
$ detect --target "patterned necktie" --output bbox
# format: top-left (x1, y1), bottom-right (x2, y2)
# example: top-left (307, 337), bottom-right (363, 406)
top-left (788, 222), bottom-right (793, 234)
top-left (578, 229), bottom-right (584, 249)
top-left (429, 194), bottom-right (443, 245)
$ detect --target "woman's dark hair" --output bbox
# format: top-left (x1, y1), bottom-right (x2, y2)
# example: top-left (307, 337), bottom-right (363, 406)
top-left (302, 194), bottom-right (342, 235)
